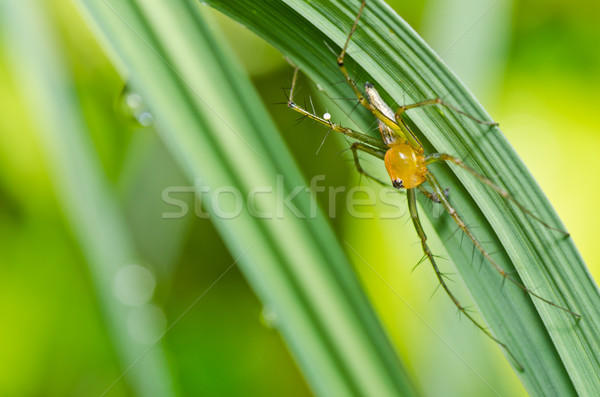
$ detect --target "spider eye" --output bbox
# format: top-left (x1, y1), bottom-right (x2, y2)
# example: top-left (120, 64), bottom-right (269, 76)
top-left (393, 178), bottom-right (404, 189)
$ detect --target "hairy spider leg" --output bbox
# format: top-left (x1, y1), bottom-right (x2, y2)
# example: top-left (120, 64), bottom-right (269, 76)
top-left (407, 188), bottom-right (524, 371)
top-left (336, 1), bottom-right (422, 150)
top-left (287, 67), bottom-right (383, 149)
top-left (425, 171), bottom-right (579, 317)
top-left (425, 153), bottom-right (569, 235)
top-left (395, 98), bottom-right (498, 127)
top-left (349, 142), bottom-right (388, 186)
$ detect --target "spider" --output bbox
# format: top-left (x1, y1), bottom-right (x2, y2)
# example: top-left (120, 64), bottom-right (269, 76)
top-left (287, 0), bottom-right (578, 371)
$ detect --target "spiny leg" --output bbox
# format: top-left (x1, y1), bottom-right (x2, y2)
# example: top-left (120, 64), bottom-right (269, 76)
top-left (337, 0), bottom-right (371, 112)
top-left (335, 0), bottom-right (414, 145)
top-left (425, 153), bottom-right (568, 235)
top-left (407, 188), bottom-right (524, 371)
top-left (425, 171), bottom-right (580, 318)
top-left (395, 98), bottom-right (499, 126)
top-left (287, 67), bottom-right (385, 149)
top-left (348, 142), bottom-right (390, 187)
top-left (417, 184), bottom-right (449, 204)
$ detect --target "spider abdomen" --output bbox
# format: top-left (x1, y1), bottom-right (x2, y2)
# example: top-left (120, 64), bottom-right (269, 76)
top-left (384, 143), bottom-right (427, 189)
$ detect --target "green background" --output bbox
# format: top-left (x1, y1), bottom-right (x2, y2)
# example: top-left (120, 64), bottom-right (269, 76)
top-left (0, 0), bottom-right (598, 396)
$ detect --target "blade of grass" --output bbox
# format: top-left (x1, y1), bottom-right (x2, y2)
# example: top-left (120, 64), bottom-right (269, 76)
top-left (0, 1), bottom-right (176, 396)
top-left (72, 0), bottom-right (419, 395)
top-left (206, 0), bottom-right (600, 395)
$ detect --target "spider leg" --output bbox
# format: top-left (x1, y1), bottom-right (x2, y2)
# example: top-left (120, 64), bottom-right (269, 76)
top-left (425, 153), bottom-right (569, 235)
top-left (349, 142), bottom-right (388, 187)
top-left (425, 171), bottom-right (579, 318)
top-left (335, 0), bottom-right (416, 147)
top-left (395, 98), bottom-right (498, 126)
top-left (417, 184), bottom-right (449, 204)
top-left (407, 188), bottom-right (524, 371)
top-left (287, 67), bottom-right (384, 149)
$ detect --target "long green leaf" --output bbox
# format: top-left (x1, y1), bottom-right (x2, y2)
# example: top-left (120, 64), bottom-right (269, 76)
top-left (72, 0), bottom-right (418, 395)
top-left (0, 1), bottom-right (175, 396)
top-left (206, 0), bottom-right (600, 395)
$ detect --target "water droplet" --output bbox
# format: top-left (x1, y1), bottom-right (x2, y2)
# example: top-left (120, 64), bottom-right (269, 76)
top-left (114, 264), bottom-right (156, 305)
top-left (118, 85), bottom-right (154, 128)
top-left (126, 93), bottom-right (142, 109)
top-left (260, 305), bottom-right (279, 329)
top-left (137, 111), bottom-right (154, 126)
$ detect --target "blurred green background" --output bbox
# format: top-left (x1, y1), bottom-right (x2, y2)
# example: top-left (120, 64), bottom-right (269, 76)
top-left (0, 0), bottom-right (598, 396)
